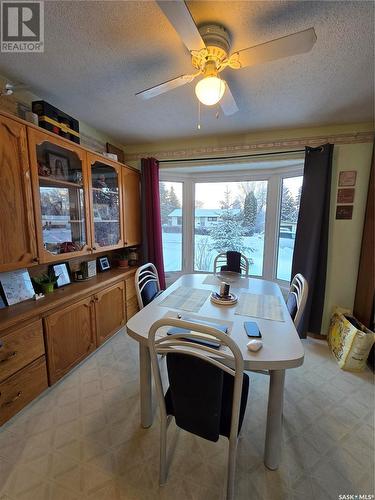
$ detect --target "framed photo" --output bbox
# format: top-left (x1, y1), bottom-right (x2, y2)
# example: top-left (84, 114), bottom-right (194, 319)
top-left (336, 205), bottom-right (353, 220)
top-left (47, 152), bottom-right (70, 180)
top-left (338, 170), bottom-right (357, 187)
top-left (98, 256), bottom-right (111, 272)
top-left (0, 269), bottom-right (35, 306)
top-left (50, 262), bottom-right (71, 288)
top-left (337, 188), bottom-right (355, 204)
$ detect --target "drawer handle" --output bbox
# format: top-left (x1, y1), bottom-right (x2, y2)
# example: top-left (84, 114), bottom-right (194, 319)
top-left (2, 391), bottom-right (22, 407)
top-left (0, 351), bottom-right (17, 363)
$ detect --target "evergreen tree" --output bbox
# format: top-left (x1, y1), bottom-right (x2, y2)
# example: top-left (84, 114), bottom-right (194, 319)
top-left (159, 183), bottom-right (181, 225)
top-left (243, 191), bottom-right (257, 234)
top-left (209, 186), bottom-right (248, 253)
top-left (281, 185), bottom-right (297, 222)
top-left (159, 182), bottom-right (170, 224)
top-left (294, 185), bottom-right (302, 222)
top-left (168, 186), bottom-right (181, 210)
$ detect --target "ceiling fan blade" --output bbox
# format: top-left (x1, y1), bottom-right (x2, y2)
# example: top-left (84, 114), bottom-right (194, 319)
top-left (220, 84), bottom-right (239, 116)
top-left (237, 28), bottom-right (317, 68)
top-left (136, 74), bottom-right (197, 100)
top-left (156, 0), bottom-right (205, 52)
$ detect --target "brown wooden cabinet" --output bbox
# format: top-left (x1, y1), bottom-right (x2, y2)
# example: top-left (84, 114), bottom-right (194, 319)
top-left (122, 168), bottom-right (141, 246)
top-left (0, 115), bottom-right (38, 271)
top-left (87, 152), bottom-right (125, 252)
top-left (125, 274), bottom-right (139, 319)
top-left (44, 296), bottom-right (96, 384)
top-left (0, 267), bottom-right (136, 424)
top-left (27, 127), bottom-right (92, 263)
top-left (0, 111), bottom-right (141, 267)
top-left (0, 319), bottom-right (45, 383)
top-left (0, 356), bottom-right (48, 426)
top-left (95, 281), bottom-right (126, 346)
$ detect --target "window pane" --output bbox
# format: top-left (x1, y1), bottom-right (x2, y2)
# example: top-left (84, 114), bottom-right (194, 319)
top-left (194, 181), bottom-right (268, 276)
top-left (276, 176), bottom-right (303, 281)
top-left (160, 181), bottom-right (183, 272)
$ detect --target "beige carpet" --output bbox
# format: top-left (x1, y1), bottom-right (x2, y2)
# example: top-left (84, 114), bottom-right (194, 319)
top-left (0, 330), bottom-right (373, 500)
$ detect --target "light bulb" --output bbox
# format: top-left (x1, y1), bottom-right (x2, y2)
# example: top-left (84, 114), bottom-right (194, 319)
top-left (195, 76), bottom-right (226, 106)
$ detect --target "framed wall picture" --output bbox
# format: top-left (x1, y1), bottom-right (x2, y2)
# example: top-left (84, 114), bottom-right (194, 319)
top-left (337, 188), bottom-right (355, 204)
top-left (98, 256), bottom-right (111, 272)
top-left (0, 269), bottom-right (35, 306)
top-left (336, 205), bottom-right (353, 220)
top-left (50, 262), bottom-right (71, 288)
top-left (338, 170), bottom-right (357, 187)
top-left (47, 152), bottom-right (70, 180)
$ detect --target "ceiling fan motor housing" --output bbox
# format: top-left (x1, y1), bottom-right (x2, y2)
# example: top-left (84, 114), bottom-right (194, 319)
top-left (192, 24), bottom-right (231, 72)
top-left (199, 24), bottom-right (231, 55)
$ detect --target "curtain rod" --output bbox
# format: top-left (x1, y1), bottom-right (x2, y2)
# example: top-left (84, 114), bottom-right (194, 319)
top-left (159, 148), bottom-right (306, 164)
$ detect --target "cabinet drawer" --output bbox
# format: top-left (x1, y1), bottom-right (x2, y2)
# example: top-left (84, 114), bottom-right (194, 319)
top-left (126, 296), bottom-right (139, 320)
top-left (0, 320), bottom-right (45, 383)
top-left (0, 356), bottom-right (48, 426)
top-left (125, 277), bottom-right (136, 300)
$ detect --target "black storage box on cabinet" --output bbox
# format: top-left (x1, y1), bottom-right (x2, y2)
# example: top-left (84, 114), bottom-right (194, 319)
top-left (32, 101), bottom-right (80, 144)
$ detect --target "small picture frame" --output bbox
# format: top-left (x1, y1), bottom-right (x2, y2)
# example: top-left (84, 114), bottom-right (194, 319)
top-left (98, 256), bottom-right (111, 272)
top-left (0, 269), bottom-right (35, 306)
top-left (336, 205), bottom-right (353, 220)
top-left (337, 188), bottom-right (355, 204)
top-left (49, 262), bottom-right (71, 288)
top-left (338, 170), bottom-right (357, 187)
top-left (47, 152), bottom-right (70, 180)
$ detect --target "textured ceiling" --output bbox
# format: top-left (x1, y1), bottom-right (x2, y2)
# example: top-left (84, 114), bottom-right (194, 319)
top-left (0, 1), bottom-right (373, 144)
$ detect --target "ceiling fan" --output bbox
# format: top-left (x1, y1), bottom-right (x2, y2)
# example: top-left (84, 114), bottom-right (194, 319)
top-left (136, 1), bottom-right (317, 115)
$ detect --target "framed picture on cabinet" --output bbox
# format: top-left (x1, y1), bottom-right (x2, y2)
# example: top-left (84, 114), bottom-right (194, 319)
top-left (49, 262), bottom-right (71, 288)
top-left (47, 152), bottom-right (70, 180)
top-left (0, 269), bottom-right (35, 306)
top-left (98, 256), bottom-right (111, 272)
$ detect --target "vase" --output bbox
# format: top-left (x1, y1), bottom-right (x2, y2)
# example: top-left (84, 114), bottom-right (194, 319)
top-left (42, 283), bottom-right (55, 294)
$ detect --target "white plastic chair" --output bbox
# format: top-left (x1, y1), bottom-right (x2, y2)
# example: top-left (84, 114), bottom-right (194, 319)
top-left (287, 273), bottom-right (309, 329)
top-left (148, 317), bottom-right (247, 500)
top-left (213, 252), bottom-right (249, 276)
top-left (135, 263), bottom-right (161, 309)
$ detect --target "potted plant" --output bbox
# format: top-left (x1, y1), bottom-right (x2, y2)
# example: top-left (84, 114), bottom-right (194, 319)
top-left (33, 270), bottom-right (59, 294)
top-left (116, 249), bottom-right (129, 269)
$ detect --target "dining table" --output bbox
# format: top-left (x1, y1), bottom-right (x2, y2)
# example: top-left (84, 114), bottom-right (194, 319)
top-left (126, 273), bottom-right (304, 470)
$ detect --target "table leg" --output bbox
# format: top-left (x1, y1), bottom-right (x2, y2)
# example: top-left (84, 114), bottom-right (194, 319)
top-left (139, 343), bottom-right (153, 428)
top-left (264, 369), bottom-right (285, 470)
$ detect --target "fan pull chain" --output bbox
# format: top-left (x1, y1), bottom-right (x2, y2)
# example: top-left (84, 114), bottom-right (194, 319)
top-left (197, 100), bottom-right (201, 130)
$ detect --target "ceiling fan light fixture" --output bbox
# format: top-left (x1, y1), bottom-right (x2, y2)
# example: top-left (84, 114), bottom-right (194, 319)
top-left (195, 76), bottom-right (226, 106)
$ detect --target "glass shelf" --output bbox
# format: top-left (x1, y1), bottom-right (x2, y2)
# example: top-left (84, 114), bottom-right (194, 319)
top-left (39, 176), bottom-right (83, 189)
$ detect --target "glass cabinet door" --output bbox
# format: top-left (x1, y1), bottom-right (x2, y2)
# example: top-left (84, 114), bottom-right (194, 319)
top-left (90, 160), bottom-right (122, 249)
top-left (35, 140), bottom-right (88, 257)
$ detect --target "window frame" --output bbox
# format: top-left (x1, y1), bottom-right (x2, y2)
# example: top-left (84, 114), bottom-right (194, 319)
top-left (160, 163), bottom-right (303, 285)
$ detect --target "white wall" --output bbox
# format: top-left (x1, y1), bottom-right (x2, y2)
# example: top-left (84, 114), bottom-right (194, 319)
top-left (322, 142), bottom-right (373, 333)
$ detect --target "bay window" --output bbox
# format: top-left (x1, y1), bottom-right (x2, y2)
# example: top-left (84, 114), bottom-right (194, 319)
top-left (160, 161), bottom-right (303, 284)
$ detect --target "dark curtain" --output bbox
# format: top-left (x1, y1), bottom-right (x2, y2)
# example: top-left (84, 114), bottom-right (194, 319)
top-left (141, 158), bottom-right (166, 289)
top-left (291, 144), bottom-right (334, 338)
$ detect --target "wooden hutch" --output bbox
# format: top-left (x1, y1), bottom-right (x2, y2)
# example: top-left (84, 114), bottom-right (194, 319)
top-left (0, 110), bottom-right (141, 425)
